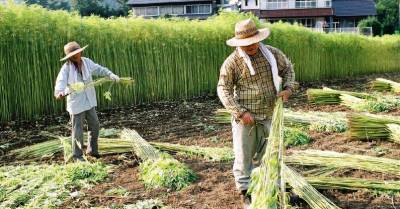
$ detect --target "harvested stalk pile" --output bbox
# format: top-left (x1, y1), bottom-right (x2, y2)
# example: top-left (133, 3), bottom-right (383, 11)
top-left (150, 142), bottom-right (234, 162)
top-left (282, 165), bottom-right (340, 209)
top-left (386, 123), bottom-right (400, 144)
top-left (340, 94), bottom-right (400, 113)
top-left (215, 108), bottom-right (347, 133)
top-left (7, 133), bottom-right (233, 163)
top-left (7, 139), bottom-right (62, 160)
top-left (60, 137), bottom-right (136, 162)
top-left (121, 129), bottom-right (196, 190)
top-left (307, 87), bottom-right (400, 113)
top-left (285, 110), bottom-right (347, 133)
top-left (348, 113), bottom-right (400, 140)
top-left (306, 177), bottom-right (400, 192)
top-left (371, 78), bottom-right (400, 93)
top-left (286, 150), bottom-right (400, 176)
top-left (307, 88), bottom-right (373, 104)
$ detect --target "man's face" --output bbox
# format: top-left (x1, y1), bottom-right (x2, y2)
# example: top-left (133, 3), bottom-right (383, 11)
top-left (240, 43), bottom-right (259, 56)
top-left (69, 52), bottom-right (82, 63)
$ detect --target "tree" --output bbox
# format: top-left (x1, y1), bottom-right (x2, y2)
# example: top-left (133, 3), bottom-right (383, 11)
top-left (71, 0), bottom-right (129, 17)
top-left (375, 0), bottom-right (399, 34)
top-left (358, 16), bottom-right (383, 35)
top-left (24, 0), bottom-right (70, 10)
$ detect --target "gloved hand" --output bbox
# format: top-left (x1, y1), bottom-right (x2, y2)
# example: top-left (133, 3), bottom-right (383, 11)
top-left (110, 74), bottom-right (120, 82)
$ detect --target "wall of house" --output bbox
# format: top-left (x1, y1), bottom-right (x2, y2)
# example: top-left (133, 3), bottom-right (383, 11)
top-left (242, 0), bottom-right (259, 10)
top-left (132, 3), bottom-right (214, 18)
top-left (242, 0), bottom-right (332, 10)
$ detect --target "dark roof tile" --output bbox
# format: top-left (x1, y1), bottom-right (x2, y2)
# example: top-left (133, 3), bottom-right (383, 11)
top-left (333, 0), bottom-right (376, 16)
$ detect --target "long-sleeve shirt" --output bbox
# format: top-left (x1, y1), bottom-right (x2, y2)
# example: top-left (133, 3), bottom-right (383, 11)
top-left (217, 45), bottom-right (295, 120)
top-left (54, 57), bottom-right (114, 115)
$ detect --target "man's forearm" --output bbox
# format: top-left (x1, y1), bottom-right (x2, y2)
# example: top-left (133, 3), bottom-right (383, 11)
top-left (217, 86), bottom-right (247, 119)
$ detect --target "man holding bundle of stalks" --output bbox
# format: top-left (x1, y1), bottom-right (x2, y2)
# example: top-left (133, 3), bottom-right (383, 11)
top-left (217, 19), bottom-right (295, 208)
top-left (54, 41), bottom-right (120, 162)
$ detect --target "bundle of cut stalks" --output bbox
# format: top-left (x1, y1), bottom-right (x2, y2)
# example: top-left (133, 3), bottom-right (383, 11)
top-left (307, 88), bottom-right (373, 105)
top-left (371, 78), bottom-right (400, 93)
top-left (386, 123), bottom-right (400, 144)
top-left (7, 139), bottom-right (62, 160)
top-left (69, 77), bottom-right (134, 101)
top-left (60, 137), bottom-right (135, 161)
top-left (7, 134), bottom-right (233, 163)
top-left (249, 98), bottom-right (285, 208)
top-left (121, 129), bottom-right (159, 161)
top-left (121, 129), bottom-right (196, 190)
top-left (69, 77), bottom-right (134, 94)
top-left (340, 94), bottom-right (399, 113)
top-left (306, 177), bottom-right (400, 192)
top-left (285, 110), bottom-right (347, 133)
top-left (215, 108), bottom-right (348, 133)
top-left (150, 142), bottom-right (234, 162)
top-left (286, 150), bottom-right (400, 176)
top-left (282, 165), bottom-right (340, 209)
top-left (348, 113), bottom-right (400, 140)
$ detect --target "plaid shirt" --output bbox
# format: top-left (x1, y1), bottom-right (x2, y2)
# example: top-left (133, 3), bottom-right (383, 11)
top-left (217, 45), bottom-right (295, 120)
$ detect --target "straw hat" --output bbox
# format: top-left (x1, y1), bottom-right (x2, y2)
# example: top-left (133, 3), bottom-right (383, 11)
top-left (226, 19), bottom-right (270, 47)
top-left (60, 41), bottom-right (88, 61)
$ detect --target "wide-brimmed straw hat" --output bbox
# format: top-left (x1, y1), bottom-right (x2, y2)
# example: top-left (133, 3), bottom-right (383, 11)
top-left (226, 19), bottom-right (270, 47)
top-left (60, 41), bottom-right (88, 61)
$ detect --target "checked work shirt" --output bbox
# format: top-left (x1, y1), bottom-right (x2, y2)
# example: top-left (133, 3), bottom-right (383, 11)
top-left (217, 45), bottom-right (295, 120)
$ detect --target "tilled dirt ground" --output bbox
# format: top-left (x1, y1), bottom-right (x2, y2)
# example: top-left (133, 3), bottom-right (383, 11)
top-left (2, 73), bottom-right (400, 209)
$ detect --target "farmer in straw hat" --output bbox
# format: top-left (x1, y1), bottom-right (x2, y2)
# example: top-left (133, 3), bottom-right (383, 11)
top-left (54, 41), bottom-right (120, 162)
top-left (217, 19), bottom-right (295, 208)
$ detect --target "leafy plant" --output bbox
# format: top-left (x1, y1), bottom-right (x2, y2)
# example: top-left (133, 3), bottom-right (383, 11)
top-left (284, 127), bottom-right (312, 147)
top-left (121, 129), bottom-right (197, 191)
top-left (0, 162), bottom-right (109, 208)
top-left (139, 154), bottom-right (197, 191)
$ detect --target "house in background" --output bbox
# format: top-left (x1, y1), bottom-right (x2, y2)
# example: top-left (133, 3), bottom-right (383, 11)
top-left (241, 0), bottom-right (376, 34)
top-left (127, 0), bottom-right (234, 19)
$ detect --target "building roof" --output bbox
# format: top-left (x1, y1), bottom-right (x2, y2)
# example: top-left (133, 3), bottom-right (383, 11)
top-left (333, 0), bottom-right (376, 17)
top-left (127, 0), bottom-right (212, 6)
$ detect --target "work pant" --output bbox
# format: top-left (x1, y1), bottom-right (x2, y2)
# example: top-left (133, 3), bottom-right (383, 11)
top-left (70, 107), bottom-right (100, 159)
top-left (232, 118), bottom-right (271, 191)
